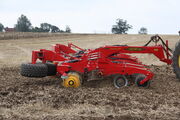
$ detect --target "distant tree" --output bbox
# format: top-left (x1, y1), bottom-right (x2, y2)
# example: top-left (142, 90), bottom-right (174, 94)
top-left (15, 14), bottom-right (32, 32)
top-left (112, 19), bottom-right (132, 34)
top-left (51, 25), bottom-right (60, 33)
top-left (0, 23), bottom-right (4, 32)
top-left (31, 27), bottom-right (43, 32)
top-left (60, 30), bottom-right (65, 33)
top-left (65, 26), bottom-right (71, 33)
top-left (33, 23), bottom-right (63, 33)
top-left (138, 27), bottom-right (148, 34)
top-left (178, 30), bottom-right (180, 36)
top-left (40, 23), bottom-right (52, 32)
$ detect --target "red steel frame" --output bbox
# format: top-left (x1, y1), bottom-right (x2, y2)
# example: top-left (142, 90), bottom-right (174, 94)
top-left (31, 41), bottom-right (172, 85)
top-left (32, 43), bottom-right (83, 64)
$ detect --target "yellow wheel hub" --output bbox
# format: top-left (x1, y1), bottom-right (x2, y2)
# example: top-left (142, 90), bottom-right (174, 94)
top-left (63, 73), bottom-right (81, 88)
top-left (178, 55), bottom-right (180, 67)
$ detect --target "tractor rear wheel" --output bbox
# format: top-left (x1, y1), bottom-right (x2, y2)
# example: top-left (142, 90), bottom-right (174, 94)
top-left (135, 74), bottom-right (150, 88)
top-left (172, 40), bottom-right (180, 80)
top-left (21, 63), bottom-right (48, 77)
top-left (113, 75), bottom-right (128, 88)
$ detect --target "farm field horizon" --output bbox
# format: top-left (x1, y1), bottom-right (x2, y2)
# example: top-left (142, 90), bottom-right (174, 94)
top-left (0, 33), bottom-right (179, 67)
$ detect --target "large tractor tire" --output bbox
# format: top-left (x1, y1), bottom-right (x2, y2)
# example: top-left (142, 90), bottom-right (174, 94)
top-left (46, 63), bottom-right (57, 76)
top-left (172, 41), bottom-right (180, 80)
top-left (21, 63), bottom-right (48, 77)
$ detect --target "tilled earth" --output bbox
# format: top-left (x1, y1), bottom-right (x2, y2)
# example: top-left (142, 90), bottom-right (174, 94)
top-left (0, 65), bottom-right (180, 120)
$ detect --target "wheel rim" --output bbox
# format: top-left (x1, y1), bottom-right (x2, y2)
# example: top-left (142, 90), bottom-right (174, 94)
top-left (178, 55), bottom-right (180, 67)
top-left (63, 73), bottom-right (81, 88)
top-left (116, 78), bottom-right (125, 87)
top-left (68, 80), bottom-right (75, 86)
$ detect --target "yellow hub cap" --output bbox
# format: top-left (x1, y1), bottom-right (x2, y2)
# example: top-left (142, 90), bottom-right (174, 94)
top-left (178, 55), bottom-right (180, 67)
top-left (63, 73), bottom-right (81, 88)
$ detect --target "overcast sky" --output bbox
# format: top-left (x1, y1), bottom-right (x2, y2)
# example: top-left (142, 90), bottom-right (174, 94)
top-left (0, 0), bottom-right (179, 34)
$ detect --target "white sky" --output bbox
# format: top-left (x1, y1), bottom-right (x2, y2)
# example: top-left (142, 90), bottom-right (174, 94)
top-left (0, 0), bottom-right (179, 34)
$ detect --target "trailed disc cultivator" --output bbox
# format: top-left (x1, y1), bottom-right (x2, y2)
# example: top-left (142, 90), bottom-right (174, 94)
top-left (21, 35), bottom-right (176, 88)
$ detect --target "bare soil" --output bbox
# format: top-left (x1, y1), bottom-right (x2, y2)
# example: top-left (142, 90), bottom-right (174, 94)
top-left (0, 65), bottom-right (180, 120)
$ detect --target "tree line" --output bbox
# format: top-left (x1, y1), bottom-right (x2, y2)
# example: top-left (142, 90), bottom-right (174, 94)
top-left (0, 14), bottom-right (148, 34)
top-left (0, 14), bottom-right (71, 33)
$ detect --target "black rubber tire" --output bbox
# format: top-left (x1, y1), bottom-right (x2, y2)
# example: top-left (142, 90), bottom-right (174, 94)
top-left (172, 40), bottom-right (180, 80)
top-left (46, 63), bottom-right (57, 76)
top-left (135, 74), bottom-right (150, 88)
top-left (113, 75), bottom-right (128, 88)
top-left (21, 63), bottom-right (48, 77)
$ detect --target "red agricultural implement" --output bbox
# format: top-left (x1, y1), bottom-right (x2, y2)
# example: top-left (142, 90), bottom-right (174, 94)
top-left (21, 35), bottom-right (176, 88)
